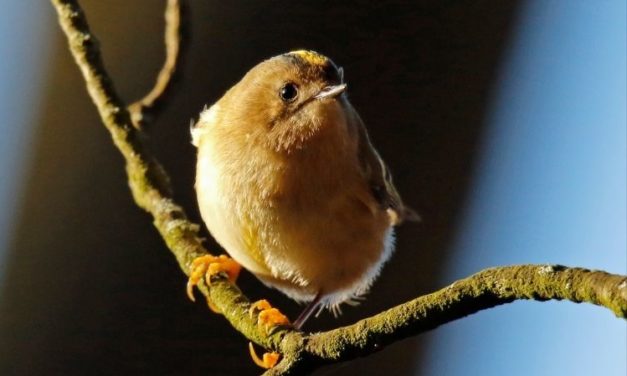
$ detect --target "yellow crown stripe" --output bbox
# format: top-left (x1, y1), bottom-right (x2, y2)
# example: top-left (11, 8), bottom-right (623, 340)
top-left (288, 50), bottom-right (328, 66)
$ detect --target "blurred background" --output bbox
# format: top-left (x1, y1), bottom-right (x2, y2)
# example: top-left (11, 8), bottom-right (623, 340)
top-left (0, 1), bottom-right (624, 375)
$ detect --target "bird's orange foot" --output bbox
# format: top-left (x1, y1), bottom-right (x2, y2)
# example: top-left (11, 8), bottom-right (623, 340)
top-left (249, 299), bottom-right (291, 334)
top-left (246, 299), bottom-right (289, 369)
top-left (248, 342), bottom-right (280, 369)
top-left (186, 254), bottom-right (241, 302)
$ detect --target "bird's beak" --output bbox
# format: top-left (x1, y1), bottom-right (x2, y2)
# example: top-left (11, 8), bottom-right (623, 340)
top-left (314, 84), bottom-right (347, 100)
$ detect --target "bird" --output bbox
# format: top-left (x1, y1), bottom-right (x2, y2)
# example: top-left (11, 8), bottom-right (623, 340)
top-left (186, 50), bottom-right (416, 368)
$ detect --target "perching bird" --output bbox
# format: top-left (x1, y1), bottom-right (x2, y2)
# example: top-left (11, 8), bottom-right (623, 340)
top-left (187, 50), bottom-right (416, 367)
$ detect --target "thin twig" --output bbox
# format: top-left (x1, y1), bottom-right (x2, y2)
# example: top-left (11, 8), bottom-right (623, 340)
top-left (50, 2), bottom-right (627, 375)
top-left (128, 0), bottom-right (185, 129)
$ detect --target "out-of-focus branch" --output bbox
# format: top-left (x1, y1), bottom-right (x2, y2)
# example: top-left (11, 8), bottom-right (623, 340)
top-left (51, 2), bottom-right (627, 376)
top-left (128, 0), bottom-right (185, 129)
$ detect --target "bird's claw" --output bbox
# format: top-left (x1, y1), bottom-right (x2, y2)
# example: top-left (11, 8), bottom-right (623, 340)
top-left (249, 342), bottom-right (280, 369)
top-left (249, 299), bottom-right (291, 334)
top-left (246, 299), bottom-right (289, 368)
top-left (186, 254), bottom-right (241, 302)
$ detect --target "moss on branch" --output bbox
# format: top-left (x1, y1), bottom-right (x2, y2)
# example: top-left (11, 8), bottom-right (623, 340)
top-left (258, 265), bottom-right (627, 375)
top-left (51, 1), bottom-right (627, 375)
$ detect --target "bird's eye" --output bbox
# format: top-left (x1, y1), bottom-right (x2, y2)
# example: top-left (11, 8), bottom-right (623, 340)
top-left (279, 83), bottom-right (298, 102)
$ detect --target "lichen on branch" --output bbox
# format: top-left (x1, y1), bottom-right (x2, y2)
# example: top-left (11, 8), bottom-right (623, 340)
top-left (50, 1), bottom-right (627, 375)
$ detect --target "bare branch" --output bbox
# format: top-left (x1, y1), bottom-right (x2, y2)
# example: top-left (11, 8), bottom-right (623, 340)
top-left (128, 0), bottom-right (185, 129)
top-left (50, 2), bottom-right (627, 375)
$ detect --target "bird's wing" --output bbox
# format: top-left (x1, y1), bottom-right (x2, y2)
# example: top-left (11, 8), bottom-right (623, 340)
top-left (352, 109), bottom-right (419, 225)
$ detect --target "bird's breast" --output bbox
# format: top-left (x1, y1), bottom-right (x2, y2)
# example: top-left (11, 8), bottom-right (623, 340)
top-left (196, 125), bottom-right (390, 301)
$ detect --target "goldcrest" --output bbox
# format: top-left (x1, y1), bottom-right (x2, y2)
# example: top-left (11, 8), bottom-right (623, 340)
top-left (190, 50), bottom-right (416, 329)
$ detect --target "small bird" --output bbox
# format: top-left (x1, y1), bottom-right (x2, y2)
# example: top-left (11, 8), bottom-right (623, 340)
top-left (187, 50), bottom-right (416, 367)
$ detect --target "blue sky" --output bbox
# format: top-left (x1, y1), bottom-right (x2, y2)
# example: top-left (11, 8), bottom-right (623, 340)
top-left (422, 1), bottom-right (626, 375)
top-left (0, 3), bottom-right (53, 282)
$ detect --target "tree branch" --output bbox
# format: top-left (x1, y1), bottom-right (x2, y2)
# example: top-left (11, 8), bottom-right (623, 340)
top-left (291, 265), bottom-right (627, 374)
top-left (51, 1), bottom-right (627, 375)
top-left (128, 0), bottom-right (185, 129)
top-left (50, 0), bottom-right (286, 352)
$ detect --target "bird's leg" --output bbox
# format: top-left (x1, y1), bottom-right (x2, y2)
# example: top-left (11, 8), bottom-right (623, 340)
top-left (293, 292), bottom-right (323, 330)
top-left (186, 254), bottom-right (241, 309)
